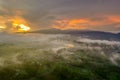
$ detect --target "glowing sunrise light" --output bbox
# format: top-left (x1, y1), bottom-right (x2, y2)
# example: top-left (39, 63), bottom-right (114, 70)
top-left (13, 23), bottom-right (31, 32)
top-left (0, 26), bottom-right (6, 31)
top-left (18, 24), bottom-right (31, 31)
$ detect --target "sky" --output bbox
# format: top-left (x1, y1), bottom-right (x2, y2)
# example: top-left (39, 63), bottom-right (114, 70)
top-left (0, 0), bottom-right (120, 33)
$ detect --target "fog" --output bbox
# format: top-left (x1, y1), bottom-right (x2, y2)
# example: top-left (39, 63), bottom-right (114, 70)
top-left (0, 33), bottom-right (120, 67)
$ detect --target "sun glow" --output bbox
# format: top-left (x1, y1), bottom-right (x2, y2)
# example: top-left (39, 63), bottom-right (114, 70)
top-left (17, 24), bottom-right (30, 31)
top-left (13, 23), bottom-right (31, 32)
top-left (0, 26), bottom-right (6, 31)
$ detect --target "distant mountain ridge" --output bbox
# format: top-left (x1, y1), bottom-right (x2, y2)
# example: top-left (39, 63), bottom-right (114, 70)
top-left (30, 28), bottom-right (120, 41)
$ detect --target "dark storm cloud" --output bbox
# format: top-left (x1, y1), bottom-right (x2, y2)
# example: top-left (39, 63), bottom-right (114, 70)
top-left (0, 0), bottom-right (120, 32)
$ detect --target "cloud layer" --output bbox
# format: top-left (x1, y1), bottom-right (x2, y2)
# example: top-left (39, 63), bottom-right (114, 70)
top-left (0, 0), bottom-right (120, 32)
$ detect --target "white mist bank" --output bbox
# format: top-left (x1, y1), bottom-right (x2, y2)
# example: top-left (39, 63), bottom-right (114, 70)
top-left (0, 33), bottom-right (120, 45)
top-left (0, 33), bottom-right (120, 66)
top-left (77, 37), bottom-right (120, 45)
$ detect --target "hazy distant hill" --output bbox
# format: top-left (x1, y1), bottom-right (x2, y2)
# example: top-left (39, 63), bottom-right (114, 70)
top-left (30, 28), bottom-right (120, 41)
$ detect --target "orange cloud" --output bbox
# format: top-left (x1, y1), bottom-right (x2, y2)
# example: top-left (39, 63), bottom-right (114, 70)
top-left (52, 16), bottom-right (120, 30)
top-left (0, 15), bottom-right (31, 32)
top-left (52, 19), bottom-right (88, 30)
top-left (107, 16), bottom-right (120, 23)
top-left (106, 16), bottom-right (120, 28)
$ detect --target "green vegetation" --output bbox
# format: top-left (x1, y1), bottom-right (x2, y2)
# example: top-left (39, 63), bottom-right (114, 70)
top-left (0, 44), bottom-right (120, 80)
top-left (0, 37), bottom-right (120, 80)
top-left (0, 57), bottom-right (120, 80)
